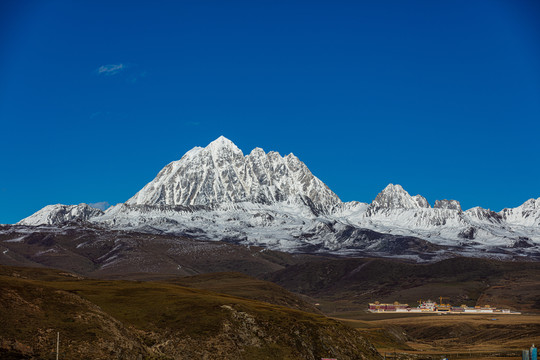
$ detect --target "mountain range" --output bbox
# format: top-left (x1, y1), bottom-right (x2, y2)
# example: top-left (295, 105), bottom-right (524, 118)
top-left (14, 136), bottom-right (540, 261)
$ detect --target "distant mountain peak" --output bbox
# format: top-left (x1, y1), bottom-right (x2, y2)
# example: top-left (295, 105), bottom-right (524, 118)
top-left (434, 199), bottom-right (462, 211)
top-left (520, 197), bottom-right (539, 210)
top-left (17, 203), bottom-right (104, 226)
top-left (500, 197), bottom-right (540, 227)
top-left (367, 184), bottom-right (430, 215)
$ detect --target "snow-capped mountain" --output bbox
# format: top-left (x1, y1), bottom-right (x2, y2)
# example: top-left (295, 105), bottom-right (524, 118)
top-left (500, 198), bottom-right (540, 227)
top-left (348, 184), bottom-right (537, 250)
top-left (15, 137), bottom-right (540, 260)
top-left (434, 199), bottom-right (462, 211)
top-left (17, 204), bottom-right (104, 226)
top-left (365, 184), bottom-right (430, 216)
top-left (126, 136), bottom-right (340, 214)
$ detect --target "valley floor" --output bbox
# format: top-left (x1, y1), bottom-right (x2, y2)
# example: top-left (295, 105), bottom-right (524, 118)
top-left (334, 313), bottom-right (540, 360)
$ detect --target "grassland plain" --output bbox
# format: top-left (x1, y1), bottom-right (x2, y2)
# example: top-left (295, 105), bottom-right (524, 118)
top-left (0, 266), bottom-right (381, 360)
top-left (335, 313), bottom-right (540, 360)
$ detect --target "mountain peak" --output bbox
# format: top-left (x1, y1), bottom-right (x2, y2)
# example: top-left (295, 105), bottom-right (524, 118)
top-left (434, 199), bottom-right (462, 211)
top-left (249, 147), bottom-right (266, 157)
top-left (207, 136), bottom-right (237, 149)
top-left (205, 137), bottom-right (243, 159)
top-left (125, 138), bottom-right (341, 212)
top-left (520, 197), bottom-right (539, 210)
top-left (381, 183), bottom-right (406, 194)
top-left (367, 183), bottom-right (430, 215)
top-left (17, 203), bottom-right (104, 226)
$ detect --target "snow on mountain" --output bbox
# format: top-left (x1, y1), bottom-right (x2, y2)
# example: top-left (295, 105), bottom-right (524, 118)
top-left (94, 202), bottom-right (320, 251)
top-left (341, 185), bottom-right (539, 250)
top-left (366, 184), bottom-right (430, 216)
top-left (126, 136), bottom-right (340, 214)
top-left (15, 137), bottom-right (540, 259)
top-left (17, 204), bottom-right (104, 226)
top-left (500, 198), bottom-right (540, 227)
top-left (434, 199), bottom-right (462, 211)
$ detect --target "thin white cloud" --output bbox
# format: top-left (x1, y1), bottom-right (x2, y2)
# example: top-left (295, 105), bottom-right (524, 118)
top-left (96, 63), bottom-right (125, 75)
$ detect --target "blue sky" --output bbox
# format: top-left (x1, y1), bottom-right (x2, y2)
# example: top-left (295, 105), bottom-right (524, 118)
top-left (1, 0), bottom-right (539, 223)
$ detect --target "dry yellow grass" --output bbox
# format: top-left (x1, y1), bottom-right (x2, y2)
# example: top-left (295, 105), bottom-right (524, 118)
top-left (0, 265), bottom-right (382, 359)
top-left (335, 314), bottom-right (540, 360)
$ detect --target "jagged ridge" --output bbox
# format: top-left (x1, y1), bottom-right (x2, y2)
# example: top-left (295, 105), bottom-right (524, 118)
top-left (126, 136), bottom-right (341, 214)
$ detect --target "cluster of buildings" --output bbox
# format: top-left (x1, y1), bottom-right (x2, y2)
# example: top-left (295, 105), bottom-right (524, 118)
top-left (368, 299), bottom-right (520, 314)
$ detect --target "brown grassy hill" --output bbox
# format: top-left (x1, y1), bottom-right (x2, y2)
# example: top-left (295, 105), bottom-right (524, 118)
top-left (169, 271), bottom-right (321, 314)
top-left (0, 266), bottom-right (381, 360)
